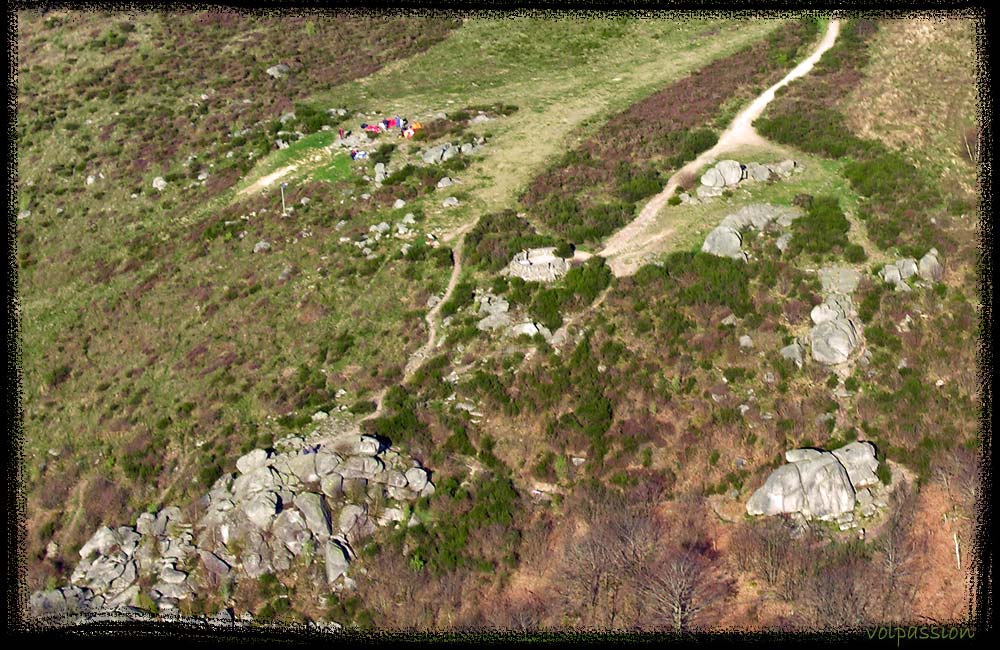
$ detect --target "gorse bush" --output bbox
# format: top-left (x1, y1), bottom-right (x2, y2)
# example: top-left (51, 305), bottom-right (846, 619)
top-left (615, 161), bottom-right (662, 203)
top-left (663, 128), bottom-right (719, 168)
top-left (786, 195), bottom-right (851, 258)
top-left (756, 18), bottom-right (945, 255)
top-left (464, 210), bottom-right (560, 271)
top-left (528, 186), bottom-right (639, 245)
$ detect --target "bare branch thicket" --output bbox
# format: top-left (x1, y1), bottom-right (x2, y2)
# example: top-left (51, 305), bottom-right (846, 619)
top-left (961, 125), bottom-right (980, 164)
top-left (554, 485), bottom-right (668, 630)
top-left (730, 517), bottom-right (788, 587)
top-left (800, 540), bottom-right (885, 630)
top-left (730, 516), bottom-right (817, 603)
top-left (870, 479), bottom-right (928, 622)
top-left (484, 594), bottom-right (548, 632)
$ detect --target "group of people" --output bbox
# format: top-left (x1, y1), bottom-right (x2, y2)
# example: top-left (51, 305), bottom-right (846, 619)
top-left (344, 113), bottom-right (425, 160)
top-left (358, 115), bottom-right (422, 139)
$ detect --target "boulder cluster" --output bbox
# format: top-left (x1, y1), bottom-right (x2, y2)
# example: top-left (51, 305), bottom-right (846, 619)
top-left (879, 248), bottom-right (944, 291)
top-left (421, 139), bottom-right (485, 165)
top-left (746, 442), bottom-right (889, 528)
top-left (809, 266), bottom-right (863, 366)
top-left (30, 417), bottom-right (434, 621)
top-left (700, 203), bottom-right (804, 261)
top-left (685, 159), bottom-right (801, 202)
top-left (474, 291), bottom-right (555, 343)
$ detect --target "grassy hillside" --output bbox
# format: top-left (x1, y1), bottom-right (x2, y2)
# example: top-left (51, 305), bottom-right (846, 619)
top-left (16, 12), bottom-right (980, 630)
top-left (16, 11), bottom-right (796, 594)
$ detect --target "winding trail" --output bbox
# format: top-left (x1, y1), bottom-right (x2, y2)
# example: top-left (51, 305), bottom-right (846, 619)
top-left (402, 225), bottom-right (473, 379)
top-left (600, 19), bottom-right (841, 277)
top-left (359, 19), bottom-right (841, 422)
top-left (362, 223), bottom-right (473, 422)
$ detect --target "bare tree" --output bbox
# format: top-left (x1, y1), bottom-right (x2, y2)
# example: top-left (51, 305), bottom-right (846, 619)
top-left (642, 546), bottom-right (727, 633)
top-left (555, 485), bottom-right (664, 629)
top-left (730, 516), bottom-right (815, 603)
top-left (878, 480), bottom-right (919, 583)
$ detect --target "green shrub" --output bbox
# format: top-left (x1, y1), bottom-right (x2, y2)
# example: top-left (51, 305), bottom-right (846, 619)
top-left (786, 195), bottom-right (851, 258)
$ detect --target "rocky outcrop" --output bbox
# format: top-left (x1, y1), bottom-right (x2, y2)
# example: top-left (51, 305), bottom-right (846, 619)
top-left (30, 415), bottom-right (434, 621)
top-left (700, 203), bottom-right (803, 262)
top-left (918, 248), bottom-right (943, 283)
top-left (695, 159), bottom-right (801, 201)
top-left (810, 318), bottom-right (861, 366)
top-left (880, 249), bottom-right (944, 290)
top-left (809, 266), bottom-right (863, 366)
top-left (747, 442), bottom-right (883, 522)
top-left (266, 63), bottom-right (290, 79)
top-left (421, 140), bottom-right (484, 165)
top-left (502, 247), bottom-right (570, 283)
top-left (701, 226), bottom-right (745, 261)
top-left (476, 292), bottom-right (512, 331)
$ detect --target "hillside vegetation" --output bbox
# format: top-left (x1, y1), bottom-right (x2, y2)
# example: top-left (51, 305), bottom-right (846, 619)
top-left (16, 11), bottom-right (981, 632)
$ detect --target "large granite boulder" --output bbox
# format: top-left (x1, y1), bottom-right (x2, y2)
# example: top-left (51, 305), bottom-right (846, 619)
top-left (831, 441), bottom-right (879, 489)
top-left (294, 492), bottom-right (332, 537)
top-left (747, 451), bottom-right (855, 519)
top-left (810, 318), bottom-right (861, 365)
top-left (700, 166), bottom-right (725, 188)
top-left (747, 443), bottom-right (882, 520)
top-left (746, 463), bottom-right (806, 516)
top-left (324, 540), bottom-right (351, 584)
top-left (701, 226), bottom-right (745, 261)
top-left (242, 491), bottom-right (280, 528)
top-left (716, 160), bottom-right (745, 186)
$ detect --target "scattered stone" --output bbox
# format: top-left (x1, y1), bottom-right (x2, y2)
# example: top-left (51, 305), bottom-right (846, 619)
top-left (780, 342), bottom-right (804, 369)
top-left (253, 240), bottom-right (270, 254)
top-left (739, 335), bottom-right (754, 349)
top-left (393, 198), bottom-right (406, 210)
top-left (152, 176), bottom-right (167, 191)
top-left (442, 196), bottom-right (460, 208)
top-left (266, 63), bottom-right (290, 79)
top-left (918, 249), bottom-right (943, 283)
top-left (436, 176), bottom-right (454, 189)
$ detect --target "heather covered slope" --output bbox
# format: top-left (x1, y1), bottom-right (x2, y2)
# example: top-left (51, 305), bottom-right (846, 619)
top-left (16, 11), bottom-right (981, 631)
top-left (16, 10), bottom-right (794, 600)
